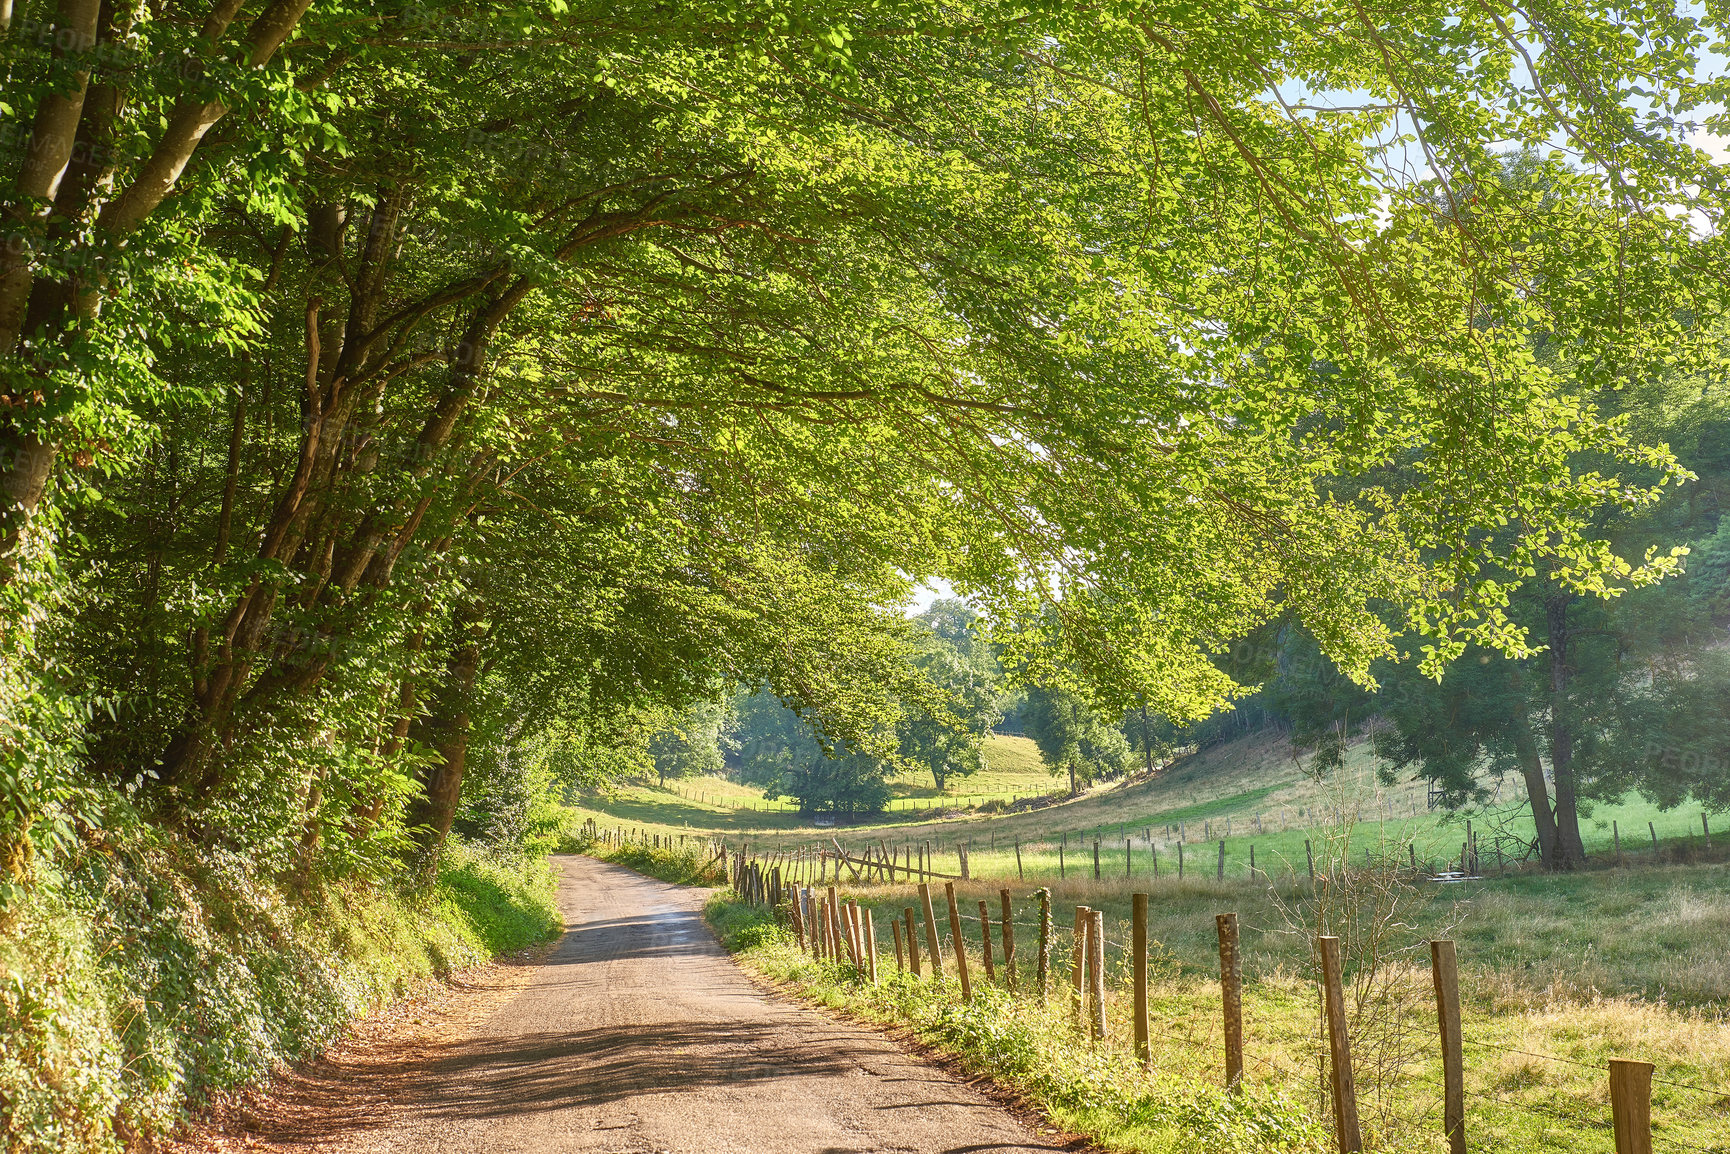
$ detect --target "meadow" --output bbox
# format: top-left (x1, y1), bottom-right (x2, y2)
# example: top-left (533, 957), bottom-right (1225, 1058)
top-left (572, 732), bottom-right (1722, 881)
top-left (704, 866), bottom-right (1730, 1153)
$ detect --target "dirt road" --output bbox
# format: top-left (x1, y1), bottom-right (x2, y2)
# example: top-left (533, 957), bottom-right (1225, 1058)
top-left (242, 855), bottom-right (1069, 1154)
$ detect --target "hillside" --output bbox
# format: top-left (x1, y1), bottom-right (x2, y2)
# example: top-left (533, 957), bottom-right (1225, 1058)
top-left (569, 726), bottom-right (1718, 882)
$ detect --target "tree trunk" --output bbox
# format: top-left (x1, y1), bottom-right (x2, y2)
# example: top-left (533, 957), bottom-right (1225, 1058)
top-left (404, 601), bottom-right (484, 870)
top-left (0, 429), bottom-right (56, 578)
top-left (1510, 715), bottom-right (1560, 869)
top-left (1544, 593), bottom-right (1588, 868)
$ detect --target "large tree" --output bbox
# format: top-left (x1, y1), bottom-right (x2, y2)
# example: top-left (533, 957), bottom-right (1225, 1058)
top-left (1023, 684), bottom-right (1132, 795)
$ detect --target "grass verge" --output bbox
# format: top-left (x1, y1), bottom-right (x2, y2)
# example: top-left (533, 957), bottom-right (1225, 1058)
top-left (705, 893), bottom-right (1330, 1154)
top-left (0, 831), bottom-right (562, 1154)
top-left (565, 832), bottom-right (726, 886)
top-left (706, 875), bottom-right (1730, 1153)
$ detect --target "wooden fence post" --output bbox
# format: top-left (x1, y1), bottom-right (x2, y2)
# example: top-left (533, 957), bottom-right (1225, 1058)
top-left (826, 886), bottom-right (844, 963)
top-left (978, 900), bottom-right (996, 983)
top-left (864, 907), bottom-right (878, 984)
top-left (945, 882), bottom-right (972, 1002)
top-left (905, 908), bottom-right (922, 977)
top-left (1178, 841), bottom-right (1185, 878)
top-left (1093, 840), bottom-right (1101, 880)
top-left (1015, 839), bottom-right (1023, 880)
top-left (1217, 839), bottom-right (1226, 882)
top-left (1306, 839), bottom-right (1316, 882)
top-left (1609, 1059), bottom-right (1654, 1154)
top-left (1059, 842), bottom-right (1065, 878)
top-left (1430, 940), bottom-right (1466, 1154)
top-left (1318, 936), bottom-right (1363, 1152)
top-left (1649, 821), bottom-right (1659, 854)
top-left (1217, 913), bottom-right (1243, 1090)
top-left (919, 883), bottom-right (945, 984)
top-left (1087, 908), bottom-right (1106, 1041)
top-left (892, 916), bottom-right (905, 974)
top-left (1614, 820), bottom-right (1623, 865)
top-left (1000, 889), bottom-right (1017, 991)
top-left (1071, 905), bottom-right (1090, 1027)
top-left (1037, 888), bottom-right (1052, 1000)
top-left (1125, 838), bottom-right (1132, 877)
top-left (1704, 812), bottom-right (1712, 851)
top-left (1133, 893), bottom-right (1150, 1068)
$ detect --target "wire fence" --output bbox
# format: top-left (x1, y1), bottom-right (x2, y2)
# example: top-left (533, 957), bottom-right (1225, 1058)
top-left (742, 859), bottom-right (1729, 1154)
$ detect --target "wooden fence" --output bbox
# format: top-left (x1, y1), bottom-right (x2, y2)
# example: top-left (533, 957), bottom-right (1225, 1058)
top-left (719, 857), bottom-right (1688, 1154)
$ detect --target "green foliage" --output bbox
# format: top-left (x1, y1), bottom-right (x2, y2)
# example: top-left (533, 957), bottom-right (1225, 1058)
top-left (775, 743), bottom-right (896, 814)
top-left (647, 700), bottom-right (731, 785)
top-left (728, 689), bottom-right (899, 812)
top-left (5, 0), bottom-right (1728, 889)
top-left (1022, 685), bottom-right (1132, 793)
top-left (581, 836), bottom-right (727, 888)
top-left (0, 827), bottom-right (559, 1154)
top-left (898, 601), bottom-right (1004, 790)
top-left (703, 894), bottom-right (791, 952)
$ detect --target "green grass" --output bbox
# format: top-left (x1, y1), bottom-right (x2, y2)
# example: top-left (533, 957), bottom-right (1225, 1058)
top-left (570, 728), bottom-right (1730, 1150)
top-left (572, 834), bottom-right (727, 886)
top-left (578, 734), bottom-right (1061, 831)
top-left (564, 729), bottom-right (1727, 893)
top-left (705, 894), bottom-right (1331, 1154)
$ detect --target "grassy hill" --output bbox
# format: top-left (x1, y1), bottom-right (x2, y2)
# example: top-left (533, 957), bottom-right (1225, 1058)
top-left (567, 727), bottom-right (1721, 884)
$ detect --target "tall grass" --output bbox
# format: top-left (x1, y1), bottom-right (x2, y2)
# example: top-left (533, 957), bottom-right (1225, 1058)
top-left (707, 896), bottom-right (1331, 1154)
top-left (569, 831), bottom-right (726, 886)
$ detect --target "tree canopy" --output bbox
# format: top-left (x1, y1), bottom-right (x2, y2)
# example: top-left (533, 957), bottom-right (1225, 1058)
top-left (2, 0), bottom-right (1728, 880)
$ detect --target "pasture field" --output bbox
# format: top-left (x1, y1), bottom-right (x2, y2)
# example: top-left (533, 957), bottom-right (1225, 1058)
top-left (709, 866), bottom-right (1730, 1153)
top-left (568, 730), bottom-right (1723, 881)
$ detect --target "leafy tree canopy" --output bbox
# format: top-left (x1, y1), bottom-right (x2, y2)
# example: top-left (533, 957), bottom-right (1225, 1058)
top-left (2, 0), bottom-right (1728, 878)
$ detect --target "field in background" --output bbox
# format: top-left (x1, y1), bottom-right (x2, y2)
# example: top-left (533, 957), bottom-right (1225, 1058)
top-left (576, 733), bottom-right (1058, 831)
top-left (568, 730), bottom-right (1721, 881)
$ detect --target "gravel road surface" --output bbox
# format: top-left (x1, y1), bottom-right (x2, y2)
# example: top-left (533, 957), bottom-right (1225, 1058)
top-left (270, 855), bottom-right (1069, 1154)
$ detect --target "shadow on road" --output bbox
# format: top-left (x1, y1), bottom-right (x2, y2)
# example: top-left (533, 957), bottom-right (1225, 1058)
top-left (243, 1020), bottom-right (873, 1144)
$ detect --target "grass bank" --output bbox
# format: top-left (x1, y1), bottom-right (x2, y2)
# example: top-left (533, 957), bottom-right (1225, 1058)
top-left (0, 827), bottom-right (562, 1154)
top-left (569, 831), bottom-right (726, 886)
top-left (706, 894), bottom-right (1331, 1154)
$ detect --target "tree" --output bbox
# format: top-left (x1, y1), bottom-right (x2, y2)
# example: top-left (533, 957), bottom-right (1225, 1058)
top-left (4, 0), bottom-right (1728, 887)
top-left (1022, 686), bottom-right (1131, 795)
top-left (898, 600), bottom-right (1002, 791)
top-left (647, 702), bottom-right (729, 787)
top-left (774, 745), bottom-right (895, 816)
